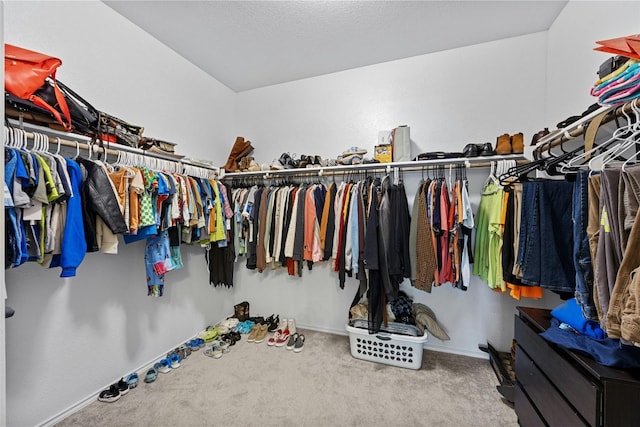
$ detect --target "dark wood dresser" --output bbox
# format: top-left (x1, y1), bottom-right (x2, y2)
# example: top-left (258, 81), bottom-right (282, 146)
top-left (514, 307), bottom-right (640, 427)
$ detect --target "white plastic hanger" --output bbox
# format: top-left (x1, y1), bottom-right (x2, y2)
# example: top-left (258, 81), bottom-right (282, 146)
top-left (589, 102), bottom-right (640, 171)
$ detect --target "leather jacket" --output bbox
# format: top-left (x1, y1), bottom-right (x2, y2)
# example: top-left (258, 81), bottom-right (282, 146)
top-left (77, 158), bottom-right (128, 252)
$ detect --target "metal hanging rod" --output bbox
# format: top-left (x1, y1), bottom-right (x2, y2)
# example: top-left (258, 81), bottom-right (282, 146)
top-left (532, 99), bottom-right (640, 156)
top-left (5, 119), bottom-right (219, 173)
top-left (220, 154), bottom-right (526, 180)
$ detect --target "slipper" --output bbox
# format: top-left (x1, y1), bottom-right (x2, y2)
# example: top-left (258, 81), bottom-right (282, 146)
top-left (200, 328), bottom-right (220, 343)
top-left (126, 372), bottom-right (139, 389)
top-left (144, 367), bottom-right (158, 383)
top-left (186, 339), bottom-right (200, 351)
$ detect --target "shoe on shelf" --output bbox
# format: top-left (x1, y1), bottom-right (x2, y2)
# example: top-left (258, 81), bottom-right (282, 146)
top-left (286, 332), bottom-right (299, 350)
top-left (270, 158), bottom-right (285, 170)
top-left (144, 367), bottom-right (158, 384)
top-left (287, 319), bottom-right (297, 335)
top-left (221, 136), bottom-right (254, 172)
top-left (247, 158), bottom-right (261, 171)
top-left (342, 146), bottom-right (368, 156)
top-left (275, 329), bottom-right (291, 347)
top-left (511, 133), bottom-right (524, 154)
top-left (126, 372), bottom-right (139, 389)
top-left (254, 324), bottom-right (269, 343)
top-left (495, 133), bottom-right (512, 155)
top-left (98, 384), bottom-right (121, 403)
top-left (293, 334), bottom-right (305, 353)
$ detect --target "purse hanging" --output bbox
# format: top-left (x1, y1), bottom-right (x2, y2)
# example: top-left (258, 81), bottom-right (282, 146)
top-left (4, 43), bottom-right (72, 130)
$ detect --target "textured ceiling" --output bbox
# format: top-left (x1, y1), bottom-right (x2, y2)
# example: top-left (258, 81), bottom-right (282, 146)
top-left (104, 1), bottom-right (567, 92)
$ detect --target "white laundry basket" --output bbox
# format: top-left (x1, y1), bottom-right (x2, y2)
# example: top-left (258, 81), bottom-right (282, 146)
top-left (346, 319), bottom-right (428, 370)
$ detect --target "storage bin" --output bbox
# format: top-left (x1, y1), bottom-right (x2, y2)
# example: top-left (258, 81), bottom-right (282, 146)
top-left (346, 319), bottom-right (428, 370)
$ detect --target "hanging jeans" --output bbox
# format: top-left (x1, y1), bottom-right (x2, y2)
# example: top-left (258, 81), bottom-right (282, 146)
top-left (573, 171), bottom-right (598, 320)
top-left (520, 180), bottom-right (576, 292)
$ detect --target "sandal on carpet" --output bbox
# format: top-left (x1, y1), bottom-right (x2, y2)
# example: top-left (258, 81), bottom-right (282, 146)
top-left (203, 342), bottom-right (223, 359)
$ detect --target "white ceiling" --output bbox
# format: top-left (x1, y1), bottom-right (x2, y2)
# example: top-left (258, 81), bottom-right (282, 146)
top-left (104, 1), bottom-right (567, 92)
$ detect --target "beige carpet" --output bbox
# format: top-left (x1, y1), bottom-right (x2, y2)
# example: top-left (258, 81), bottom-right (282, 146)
top-left (56, 329), bottom-right (517, 427)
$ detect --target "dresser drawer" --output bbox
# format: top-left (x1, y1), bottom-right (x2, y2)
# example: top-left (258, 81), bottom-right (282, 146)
top-left (514, 382), bottom-right (546, 427)
top-left (515, 315), bottom-right (599, 426)
top-left (516, 345), bottom-right (587, 426)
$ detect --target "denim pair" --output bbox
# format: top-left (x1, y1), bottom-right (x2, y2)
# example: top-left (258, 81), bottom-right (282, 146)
top-left (518, 180), bottom-right (576, 292)
top-left (573, 171), bottom-right (598, 320)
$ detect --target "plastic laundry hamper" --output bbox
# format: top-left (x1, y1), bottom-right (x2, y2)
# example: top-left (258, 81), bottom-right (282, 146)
top-left (346, 319), bottom-right (428, 370)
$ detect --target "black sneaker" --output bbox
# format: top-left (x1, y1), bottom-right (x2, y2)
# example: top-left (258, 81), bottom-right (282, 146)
top-left (267, 315), bottom-right (280, 332)
top-left (116, 378), bottom-right (129, 396)
top-left (98, 384), bottom-right (121, 403)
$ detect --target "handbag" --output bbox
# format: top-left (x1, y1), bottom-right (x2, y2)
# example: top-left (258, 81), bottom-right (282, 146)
top-left (4, 44), bottom-right (72, 130)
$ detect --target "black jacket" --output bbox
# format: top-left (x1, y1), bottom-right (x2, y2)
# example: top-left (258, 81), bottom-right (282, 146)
top-left (77, 158), bottom-right (128, 252)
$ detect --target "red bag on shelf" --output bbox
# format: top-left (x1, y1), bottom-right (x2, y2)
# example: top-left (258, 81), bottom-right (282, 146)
top-left (4, 43), bottom-right (72, 130)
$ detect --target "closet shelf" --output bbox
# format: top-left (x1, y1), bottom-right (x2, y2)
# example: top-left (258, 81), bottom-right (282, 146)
top-left (5, 119), bottom-right (219, 173)
top-left (220, 154), bottom-right (526, 179)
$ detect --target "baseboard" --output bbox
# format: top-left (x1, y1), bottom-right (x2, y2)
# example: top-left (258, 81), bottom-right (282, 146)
top-left (40, 335), bottom-right (197, 427)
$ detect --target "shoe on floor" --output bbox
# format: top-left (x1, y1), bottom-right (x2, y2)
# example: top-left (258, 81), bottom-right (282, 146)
top-left (287, 318), bottom-right (297, 335)
top-left (254, 324), bottom-right (269, 344)
top-left (286, 332), bottom-right (299, 350)
top-left (126, 372), bottom-right (139, 389)
top-left (247, 325), bottom-right (259, 343)
top-left (155, 359), bottom-right (171, 374)
top-left (144, 367), bottom-right (158, 383)
top-left (203, 342), bottom-right (223, 359)
top-left (98, 384), bottom-right (121, 403)
top-left (294, 334), bottom-right (305, 353)
top-left (268, 329), bottom-right (282, 346)
top-left (116, 378), bottom-right (130, 396)
top-left (275, 329), bottom-right (290, 347)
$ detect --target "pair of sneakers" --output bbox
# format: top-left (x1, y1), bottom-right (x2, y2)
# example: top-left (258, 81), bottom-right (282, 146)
top-left (285, 333), bottom-right (306, 353)
top-left (267, 318), bottom-right (296, 347)
top-left (247, 323), bottom-right (269, 343)
top-left (98, 378), bottom-right (129, 403)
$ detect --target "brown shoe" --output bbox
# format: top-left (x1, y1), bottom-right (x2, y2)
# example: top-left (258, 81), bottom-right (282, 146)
top-left (221, 137), bottom-right (254, 172)
top-left (495, 133), bottom-right (512, 155)
top-left (254, 324), bottom-right (269, 343)
top-left (511, 133), bottom-right (524, 154)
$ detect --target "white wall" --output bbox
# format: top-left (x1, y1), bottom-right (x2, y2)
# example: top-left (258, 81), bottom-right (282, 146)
top-left (545, 1), bottom-right (640, 125)
top-left (3, 2), bottom-right (236, 426)
top-left (234, 32), bottom-right (563, 359)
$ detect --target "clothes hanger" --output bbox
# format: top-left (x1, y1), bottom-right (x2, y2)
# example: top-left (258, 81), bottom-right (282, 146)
top-left (603, 100), bottom-right (640, 168)
top-left (587, 102), bottom-right (640, 171)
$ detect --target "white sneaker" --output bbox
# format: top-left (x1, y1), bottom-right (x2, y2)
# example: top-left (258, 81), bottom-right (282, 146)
top-left (277, 318), bottom-right (288, 332)
top-left (287, 318), bottom-right (297, 335)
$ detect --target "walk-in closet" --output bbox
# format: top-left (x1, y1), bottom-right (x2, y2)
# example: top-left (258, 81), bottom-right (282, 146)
top-left (3, 1), bottom-right (640, 426)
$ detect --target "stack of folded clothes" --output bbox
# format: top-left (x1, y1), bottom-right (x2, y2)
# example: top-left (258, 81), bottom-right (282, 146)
top-left (591, 58), bottom-right (640, 106)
